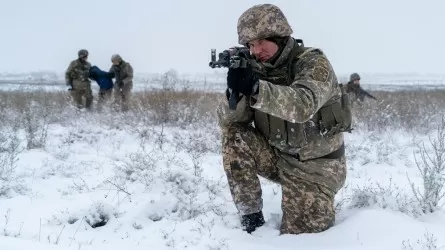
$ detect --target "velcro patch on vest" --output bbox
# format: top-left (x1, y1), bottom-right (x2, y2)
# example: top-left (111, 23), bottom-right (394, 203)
top-left (312, 65), bottom-right (329, 83)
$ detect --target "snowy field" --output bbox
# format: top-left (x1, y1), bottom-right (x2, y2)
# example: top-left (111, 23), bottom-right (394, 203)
top-left (1, 75), bottom-right (445, 250)
top-left (1, 71), bottom-right (445, 93)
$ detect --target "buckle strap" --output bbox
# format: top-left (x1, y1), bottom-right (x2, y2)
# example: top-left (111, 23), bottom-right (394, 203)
top-left (321, 143), bottom-right (345, 159)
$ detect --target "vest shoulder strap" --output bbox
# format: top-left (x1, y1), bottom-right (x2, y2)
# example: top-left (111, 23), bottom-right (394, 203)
top-left (287, 39), bottom-right (315, 84)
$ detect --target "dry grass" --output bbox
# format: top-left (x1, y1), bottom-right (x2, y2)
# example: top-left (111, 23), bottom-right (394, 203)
top-left (351, 89), bottom-right (445, 133)
top-left (130, 89), bottom-right (223, 126)
top-left (0, 87), bottom-right (444, 133)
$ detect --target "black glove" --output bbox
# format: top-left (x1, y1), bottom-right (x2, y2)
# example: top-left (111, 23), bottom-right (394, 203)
top-left (227, 66), bottom-right (258, 96)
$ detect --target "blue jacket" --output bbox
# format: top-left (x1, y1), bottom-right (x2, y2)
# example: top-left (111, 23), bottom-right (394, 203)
top-left (89, 65), bottom-right (114, 90)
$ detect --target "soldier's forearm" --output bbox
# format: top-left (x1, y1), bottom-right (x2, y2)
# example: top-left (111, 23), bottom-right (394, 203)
top-left (250, 51), bottom-right (337, 123)
top-left (251, 80), bottom-right (317, 123)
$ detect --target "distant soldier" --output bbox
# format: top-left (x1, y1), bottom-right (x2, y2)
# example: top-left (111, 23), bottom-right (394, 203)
top-left (65, 49), bottom-right (93, 109)
top-left (346, 73), bottom-right (377, 104)
top-left (109, 54), bottom-right (133, 111)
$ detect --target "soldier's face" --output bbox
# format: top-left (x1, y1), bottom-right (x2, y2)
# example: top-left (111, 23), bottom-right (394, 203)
top-left (248, 39), bottom-right (279, 62)
top-left (112, 60), bottom-right (119, 66)
top-left (353, 80), bottom-right (360, 84)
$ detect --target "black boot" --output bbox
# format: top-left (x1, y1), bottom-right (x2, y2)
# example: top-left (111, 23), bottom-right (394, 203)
top-left (241, 211), bottom-right (265, 233)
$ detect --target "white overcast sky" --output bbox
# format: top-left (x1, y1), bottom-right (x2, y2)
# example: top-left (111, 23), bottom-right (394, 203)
top-left (0, 0), bottom-right (443, 75)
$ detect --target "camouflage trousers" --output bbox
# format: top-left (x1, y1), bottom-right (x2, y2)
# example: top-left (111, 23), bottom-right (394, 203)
top-left (70, 81), bottom-right (93, 109)
top-left (113, 82), bottom-right (132, 111)
top-left (222, 123), bottom-right (343, 235)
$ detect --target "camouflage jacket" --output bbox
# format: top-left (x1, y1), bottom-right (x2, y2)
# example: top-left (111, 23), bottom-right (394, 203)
top-left (65, 59), bottom-right (92, 84)
top-left (217, 37), bottom-right (346, 192)
top-left (109, 60), bottom-right (133, 87)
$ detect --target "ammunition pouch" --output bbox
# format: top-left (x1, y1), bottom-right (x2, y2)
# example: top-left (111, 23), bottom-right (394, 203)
top-left (318, 84), bottom-right (353, 136)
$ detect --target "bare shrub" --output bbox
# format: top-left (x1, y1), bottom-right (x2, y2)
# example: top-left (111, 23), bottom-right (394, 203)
top-left (0, 90), bottom-right (72, 124)
top-left (126, 70), bottom-right (221, 127)
top-left (2, 209), bottom-right (24, 237)
top-left (408, 116), bottom-right (445, 214)
top-left (161, 170), bottom-right (227, 221)
top-left (21, 106), bottom-right (49, 150)
top-left (173, 130), bottom-right (216, 177)
top-left (1, 83), bottom-right (444, 135)
top-left (401, 230), bottom-right (441, 250)
top-left (0, 90), bottom-right (75, 150)
top-left (348, 178), bottom-right (420, 216)
top-left (0, 122), bottom-right (23, 197)
top-left (113, 148), bottom-right (163, 191)
top-left (129, 89), bottom-right (220, 127)
top-left (351, 89), bottom-right (445, 133)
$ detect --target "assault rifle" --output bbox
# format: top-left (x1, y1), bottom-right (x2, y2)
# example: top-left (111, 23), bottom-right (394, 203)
top-left (208, 47), bottom-right (251, 110)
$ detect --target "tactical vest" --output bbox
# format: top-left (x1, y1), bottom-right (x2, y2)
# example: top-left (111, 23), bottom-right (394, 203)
top-left (252, 40), bottom-right (352, 160)
top-left (114, 61), bottom-right (132, 85)
top-left (69, 60), bottom-right (91, 83)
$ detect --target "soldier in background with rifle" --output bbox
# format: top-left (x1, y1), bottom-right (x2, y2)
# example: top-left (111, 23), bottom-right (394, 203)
top-left (346, 72), bottom-right (377, 105)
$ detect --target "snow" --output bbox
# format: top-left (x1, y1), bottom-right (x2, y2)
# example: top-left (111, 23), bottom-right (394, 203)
top-left (1, 103), bottom-right (445, 250)
top-left (1, 72), bottom-right (445, 93)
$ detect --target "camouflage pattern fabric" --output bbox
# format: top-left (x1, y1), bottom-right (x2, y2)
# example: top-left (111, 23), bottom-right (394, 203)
top-left (110, 60), bottom-right (133, 87)
top-left (65, 59), bottom-right (91, 84)
top-left (349, 72), bottom-right (360, 81)
top-left (217, 19), bottom-right (347, 234)
top-left (345, 81), bottom-right (377, 105)
top-left (113, 81), bottom-right (132, 111)
top-left (221, 122), bottom-right (346, 234)
top-left (279, 166), bottom-right (339, 234)
top-left (78, 49), bottom-right (88, 58)
top-left (111, 54), bottom-right (122, 62)
top-left (222, 123), bottom-right (280, 215)
top-left (237, 4), bottom-right (293, 45)
top-left (65, 59), bottom-right (93, 109)
top-left (250, 39), bottom-right (338, 124)
top-left (218, 3), bottom-right (348, 234)
top-left (70, 81), bottom-right (93, 109)
top-left (217, 38), bottom-right (346, 163)
top-left (110, 61), bottom-right (133, 111)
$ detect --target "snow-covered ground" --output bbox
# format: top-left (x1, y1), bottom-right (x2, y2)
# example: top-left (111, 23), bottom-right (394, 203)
top-left (1, 92), bottom-right (444, 250)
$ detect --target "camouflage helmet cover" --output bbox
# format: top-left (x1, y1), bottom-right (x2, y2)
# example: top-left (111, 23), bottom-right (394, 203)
top-left (237, 4), bottom-right (293, 45)
top-left (111, 54), bottom-right (122, 62)
top-left (78, 49), bottom-right (88, 58)
top-left (350, 73), bottom-right (361, 81)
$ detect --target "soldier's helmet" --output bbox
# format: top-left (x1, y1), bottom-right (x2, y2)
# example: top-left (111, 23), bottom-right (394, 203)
top-left (350, 73), bottom-right (361, 81)
top-left (78, 49), bottom-right (89, 58)
top-left (111, 54), bottom-right (122, 62)
top-left (237, 4), bottom-right (293, 45)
